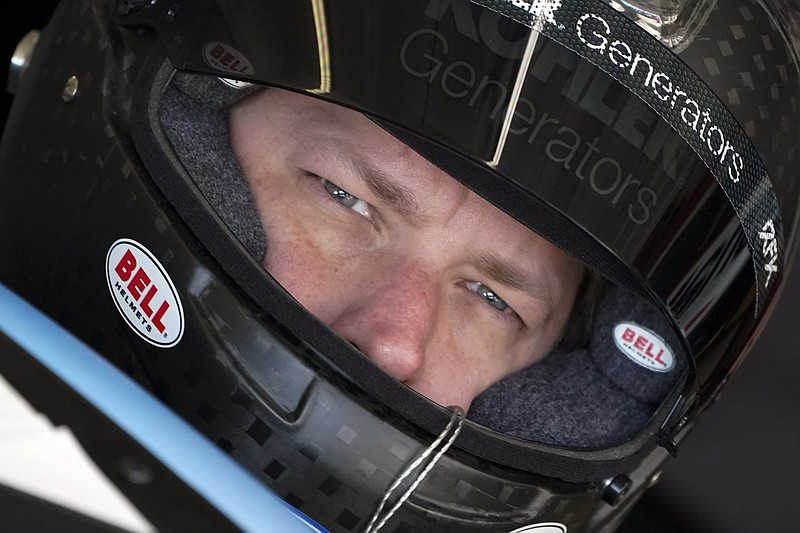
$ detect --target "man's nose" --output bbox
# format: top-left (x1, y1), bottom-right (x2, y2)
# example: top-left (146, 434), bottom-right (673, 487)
top-left (328, 262), bottom-right (438, 383)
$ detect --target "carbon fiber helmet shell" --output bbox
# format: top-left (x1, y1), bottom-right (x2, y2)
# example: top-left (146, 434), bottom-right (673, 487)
top-left (1, 0), bottom-right (799, 532)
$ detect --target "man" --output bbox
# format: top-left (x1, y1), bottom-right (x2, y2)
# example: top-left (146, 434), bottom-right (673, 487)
top-left (1, 0), bottom-right (798, 531)
top-left (230, 87), bottom-right (585, 410)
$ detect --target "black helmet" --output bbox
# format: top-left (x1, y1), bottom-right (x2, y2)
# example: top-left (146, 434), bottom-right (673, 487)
top-left (2, 0), bottom-right (799, 531)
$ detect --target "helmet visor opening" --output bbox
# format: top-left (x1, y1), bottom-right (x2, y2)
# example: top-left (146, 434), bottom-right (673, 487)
top-left (155, 70), bottom-right (693, 450)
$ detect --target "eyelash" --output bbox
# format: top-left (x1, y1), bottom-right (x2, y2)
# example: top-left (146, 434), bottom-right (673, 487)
top-left (319, 176), bottom-right (372, 218)
top-left (465, 281), bottom-right (517, 318)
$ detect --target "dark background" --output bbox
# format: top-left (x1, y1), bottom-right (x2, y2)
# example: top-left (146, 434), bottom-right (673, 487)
top-left (2, 3), bottom-right (798, 532)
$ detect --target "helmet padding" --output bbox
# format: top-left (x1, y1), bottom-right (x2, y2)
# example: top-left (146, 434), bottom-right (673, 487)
top-left (469, 283), bottom-right (685, 447)
top-left (159, 73), bottom-right (266, 259)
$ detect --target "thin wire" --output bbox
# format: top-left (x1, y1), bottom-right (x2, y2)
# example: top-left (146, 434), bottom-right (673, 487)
top-left (363, 406), bottom-right (465, 533)
top-left (488, 27), bottom-right (539, 167)
top-left (308, 0), bottom-right (331, 94)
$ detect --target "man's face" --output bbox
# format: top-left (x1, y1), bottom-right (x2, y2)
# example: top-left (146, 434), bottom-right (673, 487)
top-left (230, 89), bottom-right (583, 410)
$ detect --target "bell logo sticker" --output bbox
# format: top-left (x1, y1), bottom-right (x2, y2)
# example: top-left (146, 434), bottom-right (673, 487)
top-left (613, 323), bottom-right (674, 372)
top-left (507, 523), bottom-right (567, 533)
top-left (106, 239), bottom-right (184, 348)
top-left (203, 41), bottom-right (254, 75)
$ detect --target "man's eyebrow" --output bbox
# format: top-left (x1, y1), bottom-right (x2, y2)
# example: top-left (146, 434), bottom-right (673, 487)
top-left (471, 251), bottom-right (554, 306)
top-left (345, 153), bottom-right (429, 224)
top-left (295, 127), bottom-right (429, 223)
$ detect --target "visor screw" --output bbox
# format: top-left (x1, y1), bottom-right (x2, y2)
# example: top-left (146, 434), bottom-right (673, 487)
top-left (602, 475), bottom-right (632, 506)
top-left (62, 75), bottom-right (79, 102)
top-left (165, 4), bottom-right (178, 22)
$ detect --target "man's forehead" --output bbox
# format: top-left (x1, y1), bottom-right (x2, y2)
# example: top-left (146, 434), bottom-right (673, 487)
top-left (287, 102), bottom-right (470, 213)
top-left (278, 89), bottom-right (575, 277)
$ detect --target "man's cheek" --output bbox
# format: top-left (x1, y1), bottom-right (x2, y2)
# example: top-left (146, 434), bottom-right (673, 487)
top-left (436, 309), bottom-right (505, 393)
top-left (267, 257), bottom-right (326, 316)
top-left (263, 236), bottom-right (353, 322)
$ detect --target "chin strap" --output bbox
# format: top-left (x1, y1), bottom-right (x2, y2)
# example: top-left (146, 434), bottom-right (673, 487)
top-left (364, 406), bottom-right (465, 533)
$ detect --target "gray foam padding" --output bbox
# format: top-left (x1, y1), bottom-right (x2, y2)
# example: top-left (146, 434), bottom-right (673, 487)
top-left (469, 284), bottom-right (685, 447)
top-left (159, 73), bottom-right (267, 259)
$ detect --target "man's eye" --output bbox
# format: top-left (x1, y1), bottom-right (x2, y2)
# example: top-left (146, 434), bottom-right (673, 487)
top-left (322, 178), bottom-right (371, 217)
top-left (465, 281), bottom-right (514, 314)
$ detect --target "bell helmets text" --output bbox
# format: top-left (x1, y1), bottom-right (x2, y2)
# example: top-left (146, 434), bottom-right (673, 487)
top-left (106, 239), bottom-right (184, 348)
top-left (613, 322), bottom-right (674, 372)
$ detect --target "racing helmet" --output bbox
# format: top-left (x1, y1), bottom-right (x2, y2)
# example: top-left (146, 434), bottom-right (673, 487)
top-left (2, 0), bottom-right (800, 531)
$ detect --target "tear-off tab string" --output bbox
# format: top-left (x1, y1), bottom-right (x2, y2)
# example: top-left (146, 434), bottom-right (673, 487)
top-left (363, 406), bottom-right (466, 533)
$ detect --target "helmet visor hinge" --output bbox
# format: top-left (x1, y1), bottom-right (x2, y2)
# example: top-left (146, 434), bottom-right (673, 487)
top-left (658, 393), bottom-right (693, 457)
